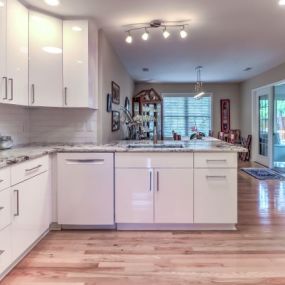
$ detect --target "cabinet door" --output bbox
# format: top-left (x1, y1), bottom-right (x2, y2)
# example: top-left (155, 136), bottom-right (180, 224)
top-left (57, 153), bottom-right (114, 225)
top-left (194, 169), bottom-right (237, 224)
top-left (29, 11), bottom-right (63, 107)
top-left (154, 169), bottom-right (193, 223)
top-left (116, 168), bottom-right (154, 223)
top-left (0, 225), bottom-right (12, 276)
top-left (11, 172), bottom-right (51, 260)
top-left (63, 20), bottom-right (89, 108)
top-left (0, 0), bottom-right (7, 104)
top-left (6, 0), bottom-right (28, 106)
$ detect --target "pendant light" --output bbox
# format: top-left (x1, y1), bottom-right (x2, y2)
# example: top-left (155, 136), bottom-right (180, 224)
top-left (194, 66), bottom-right (205, 99)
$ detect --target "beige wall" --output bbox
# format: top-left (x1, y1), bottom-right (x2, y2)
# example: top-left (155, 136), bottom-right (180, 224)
top-left (97, 30), bottom-right (134, 144)
top-left (135, 83), bottom-right (240, 136)
top-left (241, 62), bottom-right (285, 137)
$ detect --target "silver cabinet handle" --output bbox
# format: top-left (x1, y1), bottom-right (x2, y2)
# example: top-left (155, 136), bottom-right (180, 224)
top-left (0, 250), bottom-right (4, 256)
top-left (206, 159), bottom-right (227, 162)
top-left (66, 159), bottom-right (105, 165)
top-left (0, 207), bottom-right (4, 211)
top-left (25, 164), bottom-right (42, 172)
top-left (149, 170), bottom-right (152, 192)
top-left (64, 87), bottom-right (68, 106)
top-left (31, 84), bottom-right (35, 104)
top-left (14, 190), bottom-right (19, 217)
top-left (157, 171), bottom-right (159, 192)
top-left (206, 175), bottom-right (227, 179)
top-left (2, 77), bottom-right (7, 100)
top-left (8, 78), bottom-right (13, 101)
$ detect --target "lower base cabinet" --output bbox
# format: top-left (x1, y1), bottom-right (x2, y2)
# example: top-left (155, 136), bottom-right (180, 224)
top-left (194, 169), bottom-right (237, 224)
top-left (11, 171), bottom-right (51, 260)
top-left (0, 226), bottom-right (12, 275)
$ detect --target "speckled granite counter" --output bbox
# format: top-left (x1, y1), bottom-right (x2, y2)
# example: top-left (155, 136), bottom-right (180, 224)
top-left (0, 139), bottom-right (247, 169)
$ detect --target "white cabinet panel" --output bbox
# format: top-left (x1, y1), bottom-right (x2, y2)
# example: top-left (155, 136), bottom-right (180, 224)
top-left (194, 153), bottom-right (237, 168)
top-left (0, 225), bottom-right (12, 276)
top-left (11, 171), bottom-right (51, 259)
top-left (57, 153), bottom-right (114, 225)
top-left (0, 167), bottom-right (10, 192)
top-left (116, 168), bottom-right (154, 223)
top-left (0, 188), bottom-right (11, 231)
top-left (194, 169), bottom-right (237, 224)
top-left (29, 11), bottom-right (62, 107)
top-left (0, 0), bottom-right (7, 104)
top-left (6, 0), bottom-right (28, 105)
top-left (155, 169), bottom-right (193, 223)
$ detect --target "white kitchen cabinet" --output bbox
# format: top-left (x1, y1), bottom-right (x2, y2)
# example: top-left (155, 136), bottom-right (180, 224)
top-left (194, 168), bottom-right (237, 224)
top-left (0, 187), bottom-right (12, 231)
top-left (154, 169), bottom-right (193, 223)
top-left (11, 170), bottom-right (51, 260)
top-left (29, 11), bottom-right (63, 107)
top-left (116, 168), bottom-right (154, 223)
top-left (63, 20), bottom-right (98, 108)
top-left (57, 153), bottom-right (114, 226)
top-left (0, 0), bottom-right (28, 106)
top-left (0, 225), bottom-right (12, 276)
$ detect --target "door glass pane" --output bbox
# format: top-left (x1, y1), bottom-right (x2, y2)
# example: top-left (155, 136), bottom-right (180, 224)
top-left (273, 84), bottom-right (285, 170)
top-left (259, 95), bottom-right (269, 156)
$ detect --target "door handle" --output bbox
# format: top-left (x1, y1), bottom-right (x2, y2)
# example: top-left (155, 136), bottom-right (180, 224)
top-left (25, 164), bottom-right (42, 172)
top-left (149, 170), bottom-right (152, 192)
top-left (156, 171), bottom-right (160, 192)
top-left (31, 84), bottom-right (35, 104)
top-left (64, 87), bottom-right (68, 106)
top-left (14, 190), bottom-right (19, 217)
top-left (2, 77), bottom-right (7, 100)
top-left (8, 78), bottom-right (13, 101)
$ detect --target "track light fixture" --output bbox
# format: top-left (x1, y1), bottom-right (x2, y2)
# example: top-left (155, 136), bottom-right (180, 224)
top-left (124, 19), bottom-right (189, 44)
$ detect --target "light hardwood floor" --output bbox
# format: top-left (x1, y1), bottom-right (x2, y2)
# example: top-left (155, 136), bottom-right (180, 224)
top-left (2, 162), bottom-right (285, 285)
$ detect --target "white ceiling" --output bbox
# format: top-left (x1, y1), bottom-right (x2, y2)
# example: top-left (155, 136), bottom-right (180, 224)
top-left (23, 0), bottom-right (285, 83)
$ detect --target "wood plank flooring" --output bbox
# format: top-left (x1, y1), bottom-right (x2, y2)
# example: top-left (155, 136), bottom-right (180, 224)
top-left (2, 162), bottom-right (285, 285)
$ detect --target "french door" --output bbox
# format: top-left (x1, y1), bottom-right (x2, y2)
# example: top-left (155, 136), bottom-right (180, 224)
top-left (253, 87), bottom-right (273, 167)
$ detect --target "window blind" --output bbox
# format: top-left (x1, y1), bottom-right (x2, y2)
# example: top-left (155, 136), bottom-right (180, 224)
top-left (163, 95), bottom-right (212, 138)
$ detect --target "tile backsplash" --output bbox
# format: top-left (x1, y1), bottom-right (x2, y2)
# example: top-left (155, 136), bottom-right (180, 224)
top-left (0, 104), bottom-right (98, 145)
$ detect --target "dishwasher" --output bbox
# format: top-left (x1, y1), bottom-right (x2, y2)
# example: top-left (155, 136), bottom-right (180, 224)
top-left (57, 153), bottom-right (114, 227)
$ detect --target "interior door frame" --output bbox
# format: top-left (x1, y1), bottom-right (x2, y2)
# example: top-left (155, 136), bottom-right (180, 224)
top-left (251, 79), bottom-right (285, 167)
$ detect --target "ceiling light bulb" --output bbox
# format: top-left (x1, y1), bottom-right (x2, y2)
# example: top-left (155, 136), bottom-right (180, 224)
top-left (142, 30), bottom-right (149, 41)
top-left (44, 0), bottom-right (60, 6)
top-left (279, 0), bottom-right (285, 5)
top-left (163, 29), bottom-right (170, 39)
top-left (180, 27), bottom-right (188, 39)
top-left (125, 32), bottom-right (133, 44)
top-left (72, 26), bottom-right (82, 32)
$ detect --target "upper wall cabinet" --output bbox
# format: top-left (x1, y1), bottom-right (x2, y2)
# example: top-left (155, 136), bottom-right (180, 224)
top-left (63, 20), bottom-right (98, 109)
top-left (0, 0), bottom-right (28, 106)
top-left (29, 11), bottom-right (63, 107)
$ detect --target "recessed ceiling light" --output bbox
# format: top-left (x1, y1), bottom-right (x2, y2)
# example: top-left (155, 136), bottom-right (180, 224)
top-left (42, 46), bottom-right (62, 54)
top-left (72, 26), bottom-right (82, 32)
top-left (44, 0), bottom-right (60, 6)
top-left (279, 0), bottom-right (285, 5)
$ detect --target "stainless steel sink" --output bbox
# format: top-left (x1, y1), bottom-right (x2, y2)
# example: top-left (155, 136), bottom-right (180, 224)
top-left (127, 144), bottom-right (184, 149)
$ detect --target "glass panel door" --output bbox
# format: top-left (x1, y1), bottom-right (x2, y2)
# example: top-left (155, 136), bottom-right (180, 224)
top-left (259, 95), bottom-right (269, 157)
top-left (273, 84), bottom-right (285, 171)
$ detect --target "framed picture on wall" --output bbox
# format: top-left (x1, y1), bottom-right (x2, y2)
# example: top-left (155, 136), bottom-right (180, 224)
top-left (220, 99), bottom-right (230, 133)
top-left (112, 81), bottom-right (120, 105)
top-left (107, 93), bottom-right (112, 112)
top-left (112, 111), bottom-right (120, 132)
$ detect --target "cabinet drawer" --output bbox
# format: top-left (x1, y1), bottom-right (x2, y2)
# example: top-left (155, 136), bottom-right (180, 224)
top-left (11, 155), bottom-right (49, 186)
top-left (194, 153), bottom-right (237, 168)
top-left (0, 225), bottom-right (12, 275)
top-left (194, 169), bottom-right (237, 224)
top-left (0, 188), bottom-right (12, 231)
top-left (115, 153), bottom-right (193, 168)
top-left (0, 168), bottom-right (10, 192)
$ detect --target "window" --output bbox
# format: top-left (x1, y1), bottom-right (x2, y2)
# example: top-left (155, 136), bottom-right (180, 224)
top-left (163, 94), bottom-right (212, 138)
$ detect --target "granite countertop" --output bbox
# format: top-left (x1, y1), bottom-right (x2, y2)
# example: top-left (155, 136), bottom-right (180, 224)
top-left (0, 139), bottom-right (247, 169)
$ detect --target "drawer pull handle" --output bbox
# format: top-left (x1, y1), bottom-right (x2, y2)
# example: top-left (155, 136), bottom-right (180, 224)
top-left (149, 170), bottom-right (152, 192)
top-left (25, 164), bottom-right (42, 172)
top-left (14, 190), bottom-right (19, 217)
top-left (0, 250), bottom-right (4, 256)
top-left (206, 175), bottom-right (227, 179)
top-left (66, 159), bottom-right (105, 165)
top-left (0, 179), bottom-right (3, 183)
top-left (206, 160), bottom-right (227, 162)
top-left (157, 171), bottom-right (160, 192)
top-left (0, 207), bottom-right (4, 211)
